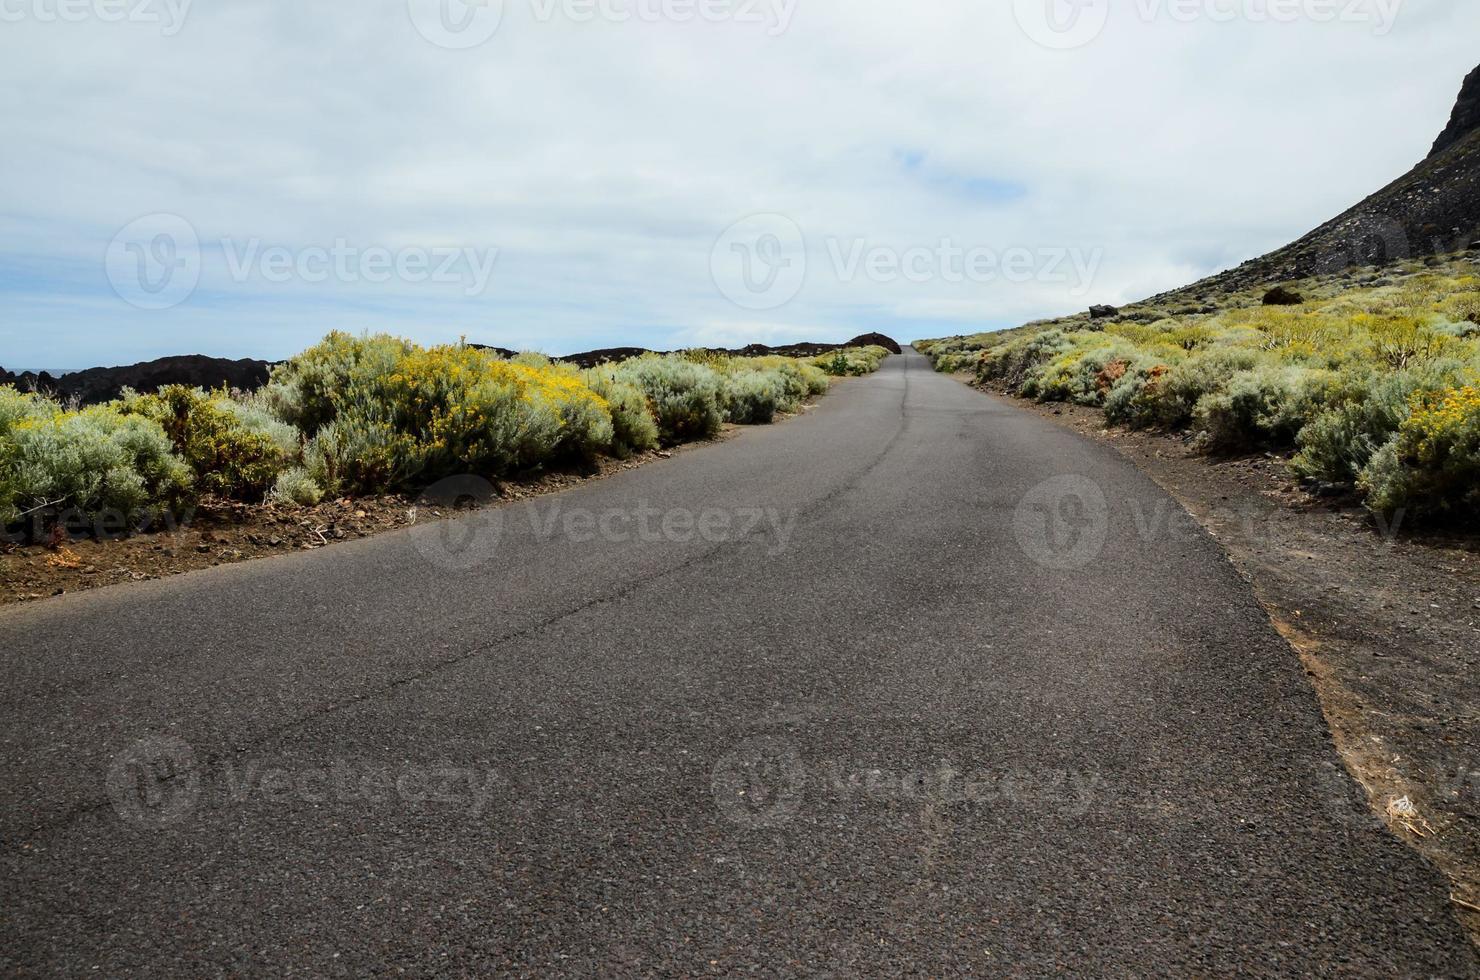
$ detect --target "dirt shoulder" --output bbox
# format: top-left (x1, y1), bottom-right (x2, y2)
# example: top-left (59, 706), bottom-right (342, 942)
top-left (0, 420), bottom-right (756, 607)
top-left (965, 374), bottom-right (1480, 942)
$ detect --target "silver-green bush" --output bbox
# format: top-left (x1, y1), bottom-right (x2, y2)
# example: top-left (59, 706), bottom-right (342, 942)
top-left (610, 355), bottom-right (723, 445)
top-left (3, 403), bottom-right (192, 525)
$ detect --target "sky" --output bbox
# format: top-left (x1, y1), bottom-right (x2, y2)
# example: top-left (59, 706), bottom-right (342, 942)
top-left (1, 0), bottom-right (1478, 368)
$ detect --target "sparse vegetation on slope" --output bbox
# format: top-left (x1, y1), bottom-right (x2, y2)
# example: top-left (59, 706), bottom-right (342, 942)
top-left (917, 253), bottom-right (1480, 523)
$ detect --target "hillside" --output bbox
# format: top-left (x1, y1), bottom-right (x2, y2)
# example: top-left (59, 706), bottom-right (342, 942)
top-left (1161, 63), bottom-right (1480, 301)
top-left (915, 65), bottom-right (1480, 523)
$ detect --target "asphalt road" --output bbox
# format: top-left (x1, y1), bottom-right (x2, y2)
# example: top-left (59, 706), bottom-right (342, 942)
top-left (3, 350), bottom-right (1475, 976)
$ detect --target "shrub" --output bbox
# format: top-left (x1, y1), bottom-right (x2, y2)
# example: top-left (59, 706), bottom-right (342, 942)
top-left (721, 370), bottom-right (786, 424)
top-left (268, 466), bottom-right (324, 507)
top-left (302, 417), bottom-right (412, 497)
top-left (1192, 366), bottom-right (1328, 453)
top-left (1021, 336), bottom-right (1144, 406)
top-left (814, 346), bottom-right (888, 377)
top-left (273, 337), bottom-right (615, 494)
top-left (119, 385), bottom-right (297, 500)
top-left (1122, 347), bottom-right (1263, 429)
top-left (0, 388), bottom-right (64, 522)
top-left (1360, 385), bottom-right (1480, 520)
top-left (1290, 364), bottom-right (1469, 485)
top-left (610, 355), bottom-right (723, 445)
top-left (582, 369), bottom-right (659, 457)
top-left (1361, 313), bottom-right (1461, 369)
top-left (979, 330), bottom-right (1076, 390)
top-left (721, 356), bottom-right (826, 410)
top-left (261, 331), bottom-right (411, 435)
top-left (1440, 291), bottom-right (1480, 327)
top-left (0, 387), bottom-right (60, 434)
top-left (933, 350), bottom-right (981, 374)
top-left (3, 403), bottom-right (192, 525)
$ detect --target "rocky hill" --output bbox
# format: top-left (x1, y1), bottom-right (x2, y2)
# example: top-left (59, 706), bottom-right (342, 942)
top-left (1151, 63), bottom-right (1480, 302)
top-left (0, 355), bottom-right (275, 406)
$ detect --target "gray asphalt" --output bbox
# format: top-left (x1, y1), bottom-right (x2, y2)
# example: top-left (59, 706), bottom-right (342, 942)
top-left (2, 349), bottom-right (1475, 976)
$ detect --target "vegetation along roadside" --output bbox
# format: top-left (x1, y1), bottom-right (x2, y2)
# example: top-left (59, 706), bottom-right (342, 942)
top-left (916, 251), bottom-right (1480, 526)
top-left (0, 335), bottom-right (892, 604)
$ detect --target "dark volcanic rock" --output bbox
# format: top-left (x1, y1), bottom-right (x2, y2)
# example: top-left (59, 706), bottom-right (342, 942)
top-left (466, 344), bottom-right (519, 359)
top-left (1089, 305), bottom-right (1119, 319)
top-left (555, 333), bottom-right (901, 369)
top-left (1, 355), bottom-right (274, 406)
top-left (1262, 286), bottom-right (1305, 306)
top-left (842, 332), bottom-right (903, 355)
top-left (1431, 64), bottom-right (1480, 159)
top-left (559, 347), bottom-right (653, 369)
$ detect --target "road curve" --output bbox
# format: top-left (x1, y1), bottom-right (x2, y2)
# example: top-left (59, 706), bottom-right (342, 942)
top-left (2, 350), bottom-right (1475, 975)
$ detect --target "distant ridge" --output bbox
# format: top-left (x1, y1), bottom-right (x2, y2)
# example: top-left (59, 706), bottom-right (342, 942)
top-left (2, 334), bottom-right (902, 405)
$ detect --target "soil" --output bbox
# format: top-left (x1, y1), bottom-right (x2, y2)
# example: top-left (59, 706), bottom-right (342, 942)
top-left (0, 423), bottom-right (750, 606)
top-left (969, 375), bottom-right (1480, 943)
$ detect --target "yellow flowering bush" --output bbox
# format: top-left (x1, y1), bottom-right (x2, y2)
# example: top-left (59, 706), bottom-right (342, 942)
top-left (1362, 384), bottom-right (1480, 519)
top-left (282, 336), bottom-right (615, 494)
top-left (119, 385), bottom-right (299, 500)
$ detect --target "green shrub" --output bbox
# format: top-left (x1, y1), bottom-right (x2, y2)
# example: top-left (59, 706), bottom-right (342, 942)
top-left (610, 355), bottom-right (723, 445)
top-left (0, 388), bottom-right (64, 522)
top-left (581, 369), bottom-right (659, 457)
top-left (1192, 366), bottom-right (1328, 453)
top-left (1440, 291), bottom-right (1480, 327)
top-left (268, 466), bottom-right (324, 507)
top-left (271, 336), bottom-right (615, 494)
top-left (3, 403), bottom-right (192, 525)
top-left (933, 350), bottom-right (981, 374)
top-left (1289, 364), bottom-right (1468, 485)
top-left (748, 357), bottom-right (828, 404)
top-left (979, 331), bottom-right (1076, 390)
top-left (1360, 385), bottom-right (1480, 520)
top-left (721, 370), bottom-right (786, 424)
top-left (813, 346), bottom-right (889, 377)
top-left (1021, 336), bottom-right (1144, 406)
top-left (1131, 348), bottom-right (1262, 429)
top-left (302, 414), bottom-right (416, 496)
top-left (260, 331), bottom-right (412, 434)
top-left (119, 385), bottom-right (297, 500)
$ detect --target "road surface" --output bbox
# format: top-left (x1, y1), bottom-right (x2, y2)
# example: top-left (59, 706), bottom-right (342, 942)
top-left (3, 349), bottom-right (1475, 975)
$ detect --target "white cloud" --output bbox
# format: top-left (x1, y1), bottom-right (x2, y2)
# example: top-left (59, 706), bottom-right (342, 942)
top-left (0, 0), bottom-right (1476, 366)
